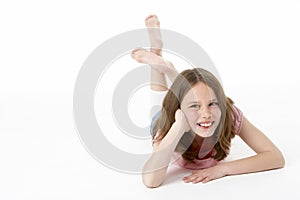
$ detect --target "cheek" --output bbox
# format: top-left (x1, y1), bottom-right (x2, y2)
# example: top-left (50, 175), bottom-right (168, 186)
top-left (183, 110), bottom-right (199, 124)
top-left (211, 107), bottom-right (222, 121)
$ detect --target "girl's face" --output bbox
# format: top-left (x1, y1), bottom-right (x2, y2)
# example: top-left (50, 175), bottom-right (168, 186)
top-left (181, 82), bottom-right (221, 137)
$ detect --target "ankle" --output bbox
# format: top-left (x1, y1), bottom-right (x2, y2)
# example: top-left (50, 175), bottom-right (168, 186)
top-left (166, 68), bottom-right (179, 83)
top-left (151, 84), bottom-right (168, 91)
top-left (150, 48), bottom-right (162, 56)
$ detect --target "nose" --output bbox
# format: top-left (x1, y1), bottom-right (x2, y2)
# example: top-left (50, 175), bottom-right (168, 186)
top-left (199, 106), bottom-right (211, 119)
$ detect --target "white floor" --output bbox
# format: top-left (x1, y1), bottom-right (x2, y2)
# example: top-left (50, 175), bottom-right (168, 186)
top-left (1, 1), bottom-right (300, 199)
top-left (1, 89), bottom-right (299, 199)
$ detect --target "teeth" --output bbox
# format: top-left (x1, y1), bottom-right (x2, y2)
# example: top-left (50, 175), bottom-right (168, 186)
top-left (199, 122), bottom-right (212, 127)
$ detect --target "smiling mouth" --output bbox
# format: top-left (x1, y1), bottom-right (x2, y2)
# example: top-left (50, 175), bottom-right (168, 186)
top-left (197, 121), bottom-right (214, 129)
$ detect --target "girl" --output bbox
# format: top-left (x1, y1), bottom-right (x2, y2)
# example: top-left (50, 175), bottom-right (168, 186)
top-left (131, 15), bottom-right (285, 188)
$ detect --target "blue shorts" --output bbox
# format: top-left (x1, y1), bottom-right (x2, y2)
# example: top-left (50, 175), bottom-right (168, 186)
top-left (149, 111), bottom-right (161, 137)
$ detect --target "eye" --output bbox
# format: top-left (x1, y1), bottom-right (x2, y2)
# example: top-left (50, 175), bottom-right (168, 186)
top-left (209, 101), bottom-right (219, 106)
top-left (190, 104), bottom-right (200, 109)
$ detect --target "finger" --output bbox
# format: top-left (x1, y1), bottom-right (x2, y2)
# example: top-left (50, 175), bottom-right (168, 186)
top-left (183, 172), bottom-right (194, 179)
top-left (202, 176), bottom-right (212, 184)
top-left (183, 179), bottom-right (191, 183)
top-left (183, 174), bottom-right (197, 183)
top-left (192, 176), bottom-right (207, 184)
top-left (182, 176), bottom-right (192, 183)
top-left (185, 174), bottom-right (204, 183)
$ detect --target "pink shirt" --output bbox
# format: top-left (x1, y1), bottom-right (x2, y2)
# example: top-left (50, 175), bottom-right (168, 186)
top-left (171, 105), bottom-right (244, 170)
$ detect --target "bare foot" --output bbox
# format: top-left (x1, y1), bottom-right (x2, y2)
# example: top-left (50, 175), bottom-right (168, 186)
top-left (131, 48), bottom-right (178, 82)
top-left (145, 15), bottom-right (163, 56)
top-left (131, 48), bottom-right (162, 65)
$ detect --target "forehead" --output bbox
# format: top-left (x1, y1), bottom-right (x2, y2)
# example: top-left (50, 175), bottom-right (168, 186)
top-left (184, 82), bottom-right (216, 101)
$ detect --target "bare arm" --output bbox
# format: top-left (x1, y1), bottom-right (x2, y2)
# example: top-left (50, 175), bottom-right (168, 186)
top-left (142, 110), bottom-right (189, 188)
top-left (183, 116), bottom-right (285, 184)
top-left (221, 116), bottom-right (285, 175)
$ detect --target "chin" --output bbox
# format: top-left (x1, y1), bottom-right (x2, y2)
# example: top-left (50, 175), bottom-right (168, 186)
top-left (196, 132), bottom-right (214, 138)
top-left (193, 127), bottom-right (216, 138)
top-left (193, 130), bottom-right (214, 138)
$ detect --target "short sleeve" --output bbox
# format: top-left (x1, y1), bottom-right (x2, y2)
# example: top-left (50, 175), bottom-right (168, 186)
top-left (232, 105), bottom-right (244, 135)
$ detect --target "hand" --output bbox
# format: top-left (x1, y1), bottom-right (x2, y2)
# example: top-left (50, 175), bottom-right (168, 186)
top-left (182, 164), bottom-right (227, 184)
top-left (174, 109), bottom-right (190, 132)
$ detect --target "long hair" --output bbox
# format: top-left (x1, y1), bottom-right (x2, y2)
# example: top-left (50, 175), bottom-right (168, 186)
top-left (152, 68), bottom-right (238, 161)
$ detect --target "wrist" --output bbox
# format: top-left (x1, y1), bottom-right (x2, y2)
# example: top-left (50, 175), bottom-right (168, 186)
top-left (218, 162), bottom-right (231, 176)
top-left (172, 121), bottom-right (187, 134)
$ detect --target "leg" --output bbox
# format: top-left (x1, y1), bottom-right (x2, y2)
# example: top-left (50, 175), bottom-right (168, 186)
top-left (145, 15), bottom-right (167, 91)
top-left (131, 48), bottom-right (179, 83)
top-left (145, 15), bottom-right (163, 56)
top-left (131, 15), bottom-right (179, 125)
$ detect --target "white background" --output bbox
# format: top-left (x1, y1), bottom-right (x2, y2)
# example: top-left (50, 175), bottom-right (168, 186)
top-left (1, 0), bottom-right (300, 199)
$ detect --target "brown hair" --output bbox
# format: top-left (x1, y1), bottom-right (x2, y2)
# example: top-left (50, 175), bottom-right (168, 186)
top-left (152, 68), bottom-right (238, 161)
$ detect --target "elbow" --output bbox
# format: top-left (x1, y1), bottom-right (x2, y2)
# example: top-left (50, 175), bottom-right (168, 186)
top-left (277, 150), bottom-right (285, 168)
top-left (143, 181), bottom-right (162, 189)
top-left (272, 148), bottom-right (285, 169)
top-left (142, 174), bottom-right (163, 188)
